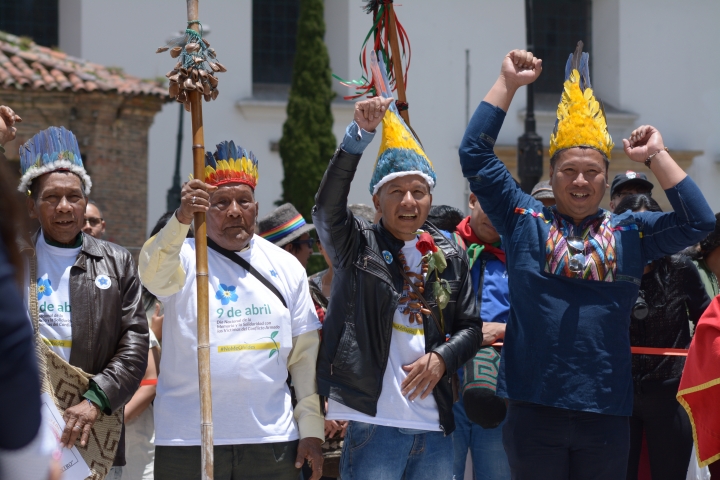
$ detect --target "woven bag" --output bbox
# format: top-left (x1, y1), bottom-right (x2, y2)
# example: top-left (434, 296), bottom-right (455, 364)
top-left (30, 254), bottom-right (123, 480)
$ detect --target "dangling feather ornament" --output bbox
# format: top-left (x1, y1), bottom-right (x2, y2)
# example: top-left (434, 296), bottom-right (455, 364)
top-left (333, 0), bottom-right (411, 101)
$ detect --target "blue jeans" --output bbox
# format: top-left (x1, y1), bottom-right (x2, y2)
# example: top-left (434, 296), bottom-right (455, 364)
top-left (502, 400), bottom-right (630, 480)
top-left (340, 421), bottom-right (453, 480)
top-left (452, 398), bottom-right (510, 480)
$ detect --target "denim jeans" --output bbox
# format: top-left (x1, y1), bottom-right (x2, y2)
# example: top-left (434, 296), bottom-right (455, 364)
top-left (340, 421), bottom-right (453, 480)
top-left (452, 398), bottom-right (510, 480)
top-left (502, 400), bottom-right (629, 480)
top-left (107, 466), bottom-right (123, 479)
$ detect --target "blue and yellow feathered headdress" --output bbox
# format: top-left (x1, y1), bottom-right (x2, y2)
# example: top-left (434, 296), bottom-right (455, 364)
top-left (368, 53), bottom-right (435, 195)
top-left (18, 126), bottom-right (91, 195)
top-left (203, 141), bottom-right (259, 189)
top-left (549, 41), bottom-right (614, 160)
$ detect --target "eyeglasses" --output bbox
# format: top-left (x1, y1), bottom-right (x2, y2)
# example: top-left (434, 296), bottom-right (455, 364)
top-left (291, 238), bottom-right (315, 248)
top-left (84, 217), bottom-right (103, 227)
top-left (566, 236), bottom-right (586, 275)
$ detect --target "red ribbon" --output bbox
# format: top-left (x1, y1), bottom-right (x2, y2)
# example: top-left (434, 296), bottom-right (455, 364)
top-left (140, 379), bottom-right (158, 386)
top-left (490, 343), bottom-right (688, 357)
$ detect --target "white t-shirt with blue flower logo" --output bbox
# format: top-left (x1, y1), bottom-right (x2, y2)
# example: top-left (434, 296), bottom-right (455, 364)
top-left (154, 234), bottom-right (320, 446)
top-left (35, 231), bottom-right (81, 362)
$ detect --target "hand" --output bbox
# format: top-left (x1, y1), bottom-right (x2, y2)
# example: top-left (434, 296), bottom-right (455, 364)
top-left (354, 96), bottom-right (394, 133)
top-left (324, 419), bottom-right (348, 439)
top-left (622, 125), bottom-right (665, 163)
top-left (500, 50), bottom-right (543, 92)
top-left (0, 105), bottom-right (21, 145)
top-left (481, 322), bottom-right (506, 346)
top-left (295, 437), bottom-right (324, 479)
top-left (401, 352), bottom-right (446, 401)
top-left (61, 400), bottom-right (99, 448)
top-left (177, 179), bottom-right (217, 224)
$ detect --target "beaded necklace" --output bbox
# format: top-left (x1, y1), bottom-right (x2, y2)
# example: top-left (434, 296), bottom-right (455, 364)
top-left (397, 250), bottom-right (430, 324)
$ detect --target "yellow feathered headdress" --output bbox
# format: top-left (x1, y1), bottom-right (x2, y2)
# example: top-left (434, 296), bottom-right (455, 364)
top-left (549, 41), bottom-right (614, 160)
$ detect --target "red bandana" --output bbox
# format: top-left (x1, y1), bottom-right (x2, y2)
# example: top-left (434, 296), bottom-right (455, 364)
top-left (455, 217), bottom-right (506, 264)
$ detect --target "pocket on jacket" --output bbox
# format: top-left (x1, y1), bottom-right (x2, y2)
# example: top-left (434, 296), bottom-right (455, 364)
top-left (331, 322), bottom-right (357, 371)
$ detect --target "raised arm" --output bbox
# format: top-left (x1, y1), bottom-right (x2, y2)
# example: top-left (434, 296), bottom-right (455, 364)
top-left (312, 96), bottom-right (391, 268)
top-left (459, 50), bottom-right (543, 236)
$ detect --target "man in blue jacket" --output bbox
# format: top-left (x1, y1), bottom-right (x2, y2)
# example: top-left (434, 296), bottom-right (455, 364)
top-left (459, 45), bottom-right (715, 479)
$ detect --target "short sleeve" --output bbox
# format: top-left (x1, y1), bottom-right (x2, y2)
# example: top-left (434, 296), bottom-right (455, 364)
top-left (289, 270), bottom-right (321, 338)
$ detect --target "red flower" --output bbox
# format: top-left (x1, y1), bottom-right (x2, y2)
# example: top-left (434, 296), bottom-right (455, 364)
top-left (416, 232), bottom-right (438, 255)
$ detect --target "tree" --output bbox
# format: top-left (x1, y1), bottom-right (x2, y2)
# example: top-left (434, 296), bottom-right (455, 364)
top-left (279, 0), bottom-right (336, 221)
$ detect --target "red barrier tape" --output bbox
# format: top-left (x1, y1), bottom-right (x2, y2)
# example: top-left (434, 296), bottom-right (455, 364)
top-left (140, 379), bottom-right (158, 386)
top-left (490, 343), bottom-right (688, 357)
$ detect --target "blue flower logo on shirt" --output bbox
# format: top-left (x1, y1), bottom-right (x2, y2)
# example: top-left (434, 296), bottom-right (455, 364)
top-left (37, 276), bottom-right (53, 301)
top-left (215, 284), bottom-right (238, 305)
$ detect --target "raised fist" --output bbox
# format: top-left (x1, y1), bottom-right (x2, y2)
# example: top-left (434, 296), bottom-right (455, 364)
top-left (500, 50), bottom-right (543, 91)
top-left (354, 96), bottom-right (394, 133)
top-left (0, 105), bottom-right (22, 146)
top-left (622, 125), bottom-right (666, 164)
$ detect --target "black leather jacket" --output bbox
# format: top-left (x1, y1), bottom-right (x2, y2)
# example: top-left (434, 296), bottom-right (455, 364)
top-left (312, 149), bottom-right (482, 434)
top-left (20, 231), bottom-right (148, 465)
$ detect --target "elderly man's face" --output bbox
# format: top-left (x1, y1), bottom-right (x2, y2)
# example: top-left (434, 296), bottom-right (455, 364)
top-left (83, 203), bottom-right (106, 238)
top-left (206, 183), bottom-right (258, 251)
top-left (469, 193), bottom-right (500, 243)
top-left (27, 171), bottom-right (87, 245)
top-left (373, 174), bottom-right (432, 241)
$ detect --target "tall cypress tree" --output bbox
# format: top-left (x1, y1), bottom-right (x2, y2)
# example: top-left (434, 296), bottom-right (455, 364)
top-left (279, 0), bottom-right (336, 220)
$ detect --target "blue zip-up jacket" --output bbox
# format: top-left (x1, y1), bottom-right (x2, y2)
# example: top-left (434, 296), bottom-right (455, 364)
top-left (459, 101), bottom-right (715, 416)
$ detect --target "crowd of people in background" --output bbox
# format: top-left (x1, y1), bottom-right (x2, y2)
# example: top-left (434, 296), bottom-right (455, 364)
top-left (1, 45), bottom-right (720, 480)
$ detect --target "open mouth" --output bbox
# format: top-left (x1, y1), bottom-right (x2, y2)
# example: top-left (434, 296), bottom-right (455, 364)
top-left (570, 192), bottom-right (590, 199)
top-left (56, 219), bottom-right (75, 226)
top-left (398, 214), bottom-right (417, 221)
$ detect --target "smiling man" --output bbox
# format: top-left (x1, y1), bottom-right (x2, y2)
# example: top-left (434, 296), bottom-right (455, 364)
top-left (313, 96), bottom-right (482, 479)
top-left (138, 141), bottom-right (324, 480)
top-left (459, 45), bottom-right (715, 479)
top-left (17, 126), bottom-right (148, 478)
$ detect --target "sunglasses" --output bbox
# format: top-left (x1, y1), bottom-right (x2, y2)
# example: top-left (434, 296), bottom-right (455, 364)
top-left (566, 236), bottom-right (586, 275)
top-left (291, 238), bottom-right (316, 248)
top-left (84, 217), bottom-right (103, 227)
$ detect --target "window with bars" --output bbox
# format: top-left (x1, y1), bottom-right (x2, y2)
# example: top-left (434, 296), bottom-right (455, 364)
top-left (252, 0), bottom-right (300, 90)
top-left (0, 0), bottom-right (58, 48)
top-left (532, 0), bottom-right (592, 94)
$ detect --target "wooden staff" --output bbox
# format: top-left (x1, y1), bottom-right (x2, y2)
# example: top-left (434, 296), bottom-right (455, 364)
top-left (387, 3), bottom-right (410, 125)
top-left (186, 1), bottom-right (214, 478)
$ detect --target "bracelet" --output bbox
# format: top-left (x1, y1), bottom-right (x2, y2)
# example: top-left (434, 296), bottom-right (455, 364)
top-left (644, 147), bottom-right (669, 168)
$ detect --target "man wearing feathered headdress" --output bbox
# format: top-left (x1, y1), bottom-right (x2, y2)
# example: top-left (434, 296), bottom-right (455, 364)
top-left (139, 142), bottom-right (325, 479)
top-left (17, 125), bottom-right (149, 478)
top-left (313, 93), bottom-right (482, 478)
top-left (459, 45), bottom-right (715, 479)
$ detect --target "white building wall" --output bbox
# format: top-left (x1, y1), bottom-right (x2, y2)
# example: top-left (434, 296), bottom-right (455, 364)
top-left (57, 0), bottom-right (719, 235)
top-left (615, 0), bottom-right (720, 211)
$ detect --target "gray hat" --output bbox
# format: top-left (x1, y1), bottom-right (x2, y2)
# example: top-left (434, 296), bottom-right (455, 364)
top-left (258, 203), bottom-right (315, 247)
top-left (349, 204), bottom-right (375, 223)
top-left (531, 180), bottom-right (554, 200)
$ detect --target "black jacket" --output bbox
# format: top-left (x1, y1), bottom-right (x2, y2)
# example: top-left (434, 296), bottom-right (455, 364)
top-left (312, 148), bottom-right (482, 434)
top-left (20, 231), bottom-right (148, 465)
top-left (631, 254), bottom-right (710, 386)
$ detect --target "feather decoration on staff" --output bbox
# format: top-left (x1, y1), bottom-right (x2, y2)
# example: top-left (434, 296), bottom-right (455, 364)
top-left (333, 0), bottom-right (411, 102)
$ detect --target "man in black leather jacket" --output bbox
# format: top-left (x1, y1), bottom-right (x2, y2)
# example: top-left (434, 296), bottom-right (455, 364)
top-left (313, 96), bottom-right (482, 479)
top-left (18, 126), bottom-right (148, 476)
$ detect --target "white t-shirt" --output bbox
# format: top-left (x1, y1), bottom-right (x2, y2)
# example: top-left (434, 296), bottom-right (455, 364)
top-left (154, 235), bottom-right (321, 446)
top-left (327, 237), bottom-right (441, 431)
top-left (35, 232), bottom-right (81, 362)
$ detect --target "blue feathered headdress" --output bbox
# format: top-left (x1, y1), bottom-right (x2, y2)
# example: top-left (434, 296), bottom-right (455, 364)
top-left (18, 126), bottom-right (91, 195)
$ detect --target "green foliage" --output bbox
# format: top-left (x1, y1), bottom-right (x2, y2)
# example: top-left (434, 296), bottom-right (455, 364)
top-left (278, 0), bottom-right (336, 220)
